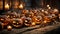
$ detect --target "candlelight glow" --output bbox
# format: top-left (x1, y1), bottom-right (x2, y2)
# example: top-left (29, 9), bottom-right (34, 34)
top-left (13, 21), bottom-right (16, 23)
top-left (7, 26), bottom-right (12, 31)
top-left (5, 4), bottom-right (9, 9)
top-left (42, 9), bottom-right (44, 12)
top-left (19, 4), bottom-right (23, 9)
top-left (7, 15), bottom-right (10, 18)
top-left (48, 7), bottom-right (51, 9)
top-left (25, 20), bottom-right (28, 22)
top-left (0, 18), bottom-right (4, 21)
top-left (32, 22), bottom-right (36, 26)
top-left (47, 5), bottom-right (50, 7)
top-left (44, 20), bottom-right (47, 23)
top-left (0, 1), bottom-right (3, 10)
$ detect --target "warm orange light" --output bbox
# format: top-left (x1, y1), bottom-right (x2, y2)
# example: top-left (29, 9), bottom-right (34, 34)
top-left (48, 7), bottom-right (51, 9)
top-left (13, 21), bottom-right (16, 23)
top-left (0, 1), bottom-right (3, 10)
top-left (25, 20), bottom-right (28, 22)
top-left (7, 15), bottom-right (10, 18)
top-left (32, 22), bottom-right (36, 26)
top-left (43, 20), bottom-right (47, 23)
top-left (5, 4), bottom-right (9, 9)
top-left (47, 5), bottom-right (50, 7)
top-left (7, 26), bottom-right (12, 31)
top-left (53, 9), bottom-right (58, 12)
top-left (41, 9), bottom-right (44, 12)
top-left (19, 4), bottom-right (23, 9)
top-left (0, 18), bottom-right (4, 21)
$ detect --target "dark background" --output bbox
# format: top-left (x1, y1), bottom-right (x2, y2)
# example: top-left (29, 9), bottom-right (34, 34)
top-left (0, 0), bottom-right (60, 13)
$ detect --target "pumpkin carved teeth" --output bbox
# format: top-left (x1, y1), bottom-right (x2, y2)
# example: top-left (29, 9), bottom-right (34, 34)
top-left (12, 19), bottom-right (23, 28)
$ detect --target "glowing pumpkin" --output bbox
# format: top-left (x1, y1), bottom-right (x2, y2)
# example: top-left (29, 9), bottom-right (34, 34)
top-left (12, 19), bottom-right (23, 28)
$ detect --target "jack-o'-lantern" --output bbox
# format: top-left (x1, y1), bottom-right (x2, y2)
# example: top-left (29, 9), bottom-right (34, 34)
top-left (24, 19), bottom-right (31, 26)
top-left (43, 16), bottom-right (51, 23)
top-left (0, 18), bottom-right (9, 26)
top-left (24, 19), bottom-right (36, 27)
top-left (0, 18), bottom-right (4, 22)
top-left (36, 17), bottom-right (42, 25)
top-left (32, 16), bottom-right (41, 24)
top-left (51, 14), bottom-right (57, 21)
top-left (12, 19), bottom-right (23, 28)
top-left (3, 20), bottom-right (9, 26)
top-left (0, 17), bottom-right (5, 21)
top-left (51, 9), bottom-right (59, 14)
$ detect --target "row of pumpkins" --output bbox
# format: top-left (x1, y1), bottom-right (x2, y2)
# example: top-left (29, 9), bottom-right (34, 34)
top-left (0, 9), bottom-right (59, 30)
top-left (0, 14), bottom-right (56, 29)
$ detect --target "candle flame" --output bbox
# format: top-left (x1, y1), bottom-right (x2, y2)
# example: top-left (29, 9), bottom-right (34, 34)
top-left (5, 4), bottom-right (9, 9)
top-left (47, 5), bottom-right (50, 7)
top-left (19, 4), bottom-right (23, 9)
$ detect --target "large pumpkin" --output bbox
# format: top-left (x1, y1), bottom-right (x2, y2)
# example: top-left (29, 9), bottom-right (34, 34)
top-left (24, 18), bottom-right (36, 27)
top-left (12, 19), bottom-right (23, 28)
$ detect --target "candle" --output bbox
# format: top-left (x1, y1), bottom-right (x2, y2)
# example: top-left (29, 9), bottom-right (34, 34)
top-left (47, 5), bottom-right (50, 7)
top-left (5, 4), bottom-right (9, 10)
top-left (7, 26), bottom-right (12, 31)
top-left (19, 4), bottom-right (23, 9)
top-left (48, 7), bottom-right (51, 9)
top-left (41, 9), bottom-right (44, 12)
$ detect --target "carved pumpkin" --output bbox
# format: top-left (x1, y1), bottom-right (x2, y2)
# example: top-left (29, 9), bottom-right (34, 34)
top-left (24, 18), bottom-right (36, 27)
top-left (12, 19), bottom-right (23, 28)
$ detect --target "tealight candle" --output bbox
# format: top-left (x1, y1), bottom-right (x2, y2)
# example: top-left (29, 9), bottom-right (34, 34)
top-left (7, 26), bottom-right (12, 31)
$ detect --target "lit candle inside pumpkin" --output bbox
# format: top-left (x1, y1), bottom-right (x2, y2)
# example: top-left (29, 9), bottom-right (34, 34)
top-left (19, 4), bottom-right (23, 9)
top-left (7, 26), bottom-right (12, 31)
top-left (5, 4), bottom-right (9, 10)
top-left (32, 22), bottom-right (36, 26)
top-left (43, 20), bottom-right (47, 23)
